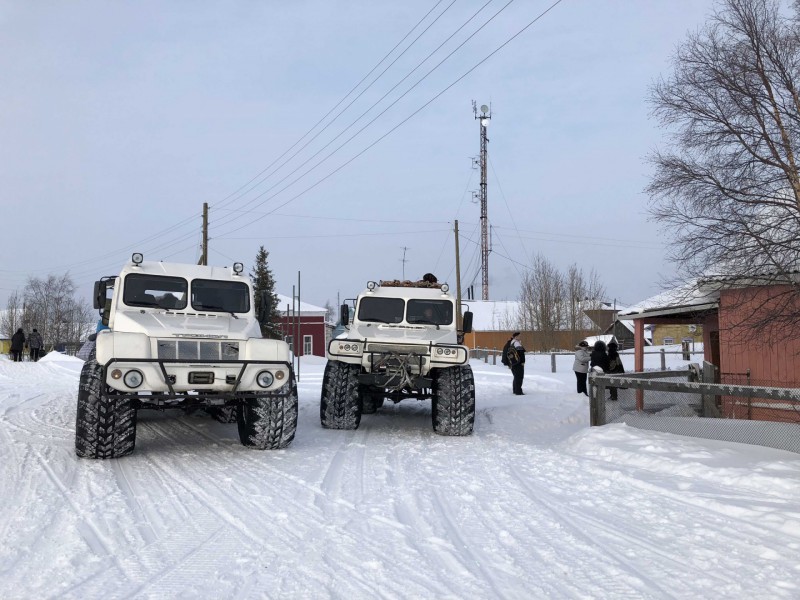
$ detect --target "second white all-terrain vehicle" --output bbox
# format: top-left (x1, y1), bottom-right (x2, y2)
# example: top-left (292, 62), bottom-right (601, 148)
top-left (321, 279), bottom-right (475, 435)
top-left (75, 253), bottom-right (297, 458)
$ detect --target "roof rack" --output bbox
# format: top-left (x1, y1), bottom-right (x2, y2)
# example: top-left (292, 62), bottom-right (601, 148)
top-left (379, 279), bottom-right (443, 289)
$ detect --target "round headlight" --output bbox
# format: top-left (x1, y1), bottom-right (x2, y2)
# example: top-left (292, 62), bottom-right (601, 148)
top-left (441, 283), bottom-right (449, 293)
top-left (123, 370), bottom-right (143, 388)
top-left (256, 370), bottom-right (274, 388)
top-left (437, 348), bottom-right (443, 355)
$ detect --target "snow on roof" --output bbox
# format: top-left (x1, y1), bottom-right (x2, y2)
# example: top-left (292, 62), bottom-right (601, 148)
top-left (464, 300), bottom-right (520, 331)
top-left (618, 280), bottom-right (719, 317)
top-left (276, 294), bottom-right (327, 316)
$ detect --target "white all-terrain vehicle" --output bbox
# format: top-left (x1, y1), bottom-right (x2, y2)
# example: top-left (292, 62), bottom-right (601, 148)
top-left (321, 279), bottom-right (475, 435)
top-left (75, 253), bottom-right (297, 458)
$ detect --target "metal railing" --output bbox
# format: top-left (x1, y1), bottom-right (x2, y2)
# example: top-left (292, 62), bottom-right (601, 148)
top-left (589, 363), bottom-right (800, 454)
top-left (470, 347), bottom-right (705, 371)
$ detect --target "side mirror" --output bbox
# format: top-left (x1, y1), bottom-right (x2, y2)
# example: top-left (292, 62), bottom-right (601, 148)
top-left (93, 280), bottom-right (107, 310)
top-left (462, 311), bottom-right (473, 334)
top-left (88, 333), bottom-right (97, 342)
top-left (340, 304), bottom-right (350, 326)
top-left (258, 290), bottom-right (270, 323)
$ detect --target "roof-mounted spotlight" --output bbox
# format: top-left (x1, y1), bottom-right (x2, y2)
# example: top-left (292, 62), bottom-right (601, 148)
top-left (131, 253), bottom-right (143, 265)
top-left (366, 281), bottom-right (377, 292)
top-left (233, 262), bottom-right (244, 274)
top-left (440, 283), bottom-right (450, 293)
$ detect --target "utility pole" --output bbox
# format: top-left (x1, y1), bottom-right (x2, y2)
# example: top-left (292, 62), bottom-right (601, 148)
top-left (454, 220), bottom-right (462, 331)
top-left (198, 202), bottom-right (209, 266)
top-left (473, 101), bottom-right (491, 300)
top-left (400, 246), bottom-right (410, 280)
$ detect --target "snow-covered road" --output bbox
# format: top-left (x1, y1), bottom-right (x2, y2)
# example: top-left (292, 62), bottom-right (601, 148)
top-left (0, 353), bottom-right (798, 599)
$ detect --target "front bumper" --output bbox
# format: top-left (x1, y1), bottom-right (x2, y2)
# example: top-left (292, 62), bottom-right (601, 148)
top-left (101, 357), bottom-right (292, 401)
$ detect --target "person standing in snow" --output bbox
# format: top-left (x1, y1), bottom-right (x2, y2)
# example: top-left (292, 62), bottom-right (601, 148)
top-left (572, 340), bottom-right (591, 396)
top-left (606, 341), bottom-right (625, 401)
top-left (27, 328), bottom-right (43, 362)
top-left (590, 340), bottom-right (610, 373)
top-left (502, 331), bottom-right (526, 395)
top-left (10, 328), bottom-right (25, 362)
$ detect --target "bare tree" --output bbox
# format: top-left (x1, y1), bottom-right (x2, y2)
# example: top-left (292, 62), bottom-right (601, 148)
top-left (1, 291), bottom-right (25, 339)
top-left (519, 254), bottom-right (566, 350)
top-left (22, 274), bottom-right (93, 349)
top-left (565, 264), bottom-right (607, 341)
top-left (648, 0), bottom-right (800, 337)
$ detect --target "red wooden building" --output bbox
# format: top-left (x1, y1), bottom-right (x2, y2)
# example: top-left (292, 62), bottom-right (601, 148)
top-left (275, 294), bottom-right (329, 358)
top-left (620, 277), bottom-right (800, 423)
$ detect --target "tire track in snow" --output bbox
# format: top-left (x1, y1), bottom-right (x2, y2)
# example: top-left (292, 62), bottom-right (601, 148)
top-left (30, 448), bottom-right (140, 584)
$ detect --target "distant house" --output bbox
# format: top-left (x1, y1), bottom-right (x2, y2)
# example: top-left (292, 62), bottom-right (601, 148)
top-left (600, 319), bottom-right (653, 350)
top-left (275, 294), bottom-right (328, 357)
top-left (619, 276), bottom-right (800, 423)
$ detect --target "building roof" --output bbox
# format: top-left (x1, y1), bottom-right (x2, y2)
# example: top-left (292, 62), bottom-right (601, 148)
top-left (276, 294), bottom-right (328, 316)
top-left (618, 280), bottom-right (720, 320)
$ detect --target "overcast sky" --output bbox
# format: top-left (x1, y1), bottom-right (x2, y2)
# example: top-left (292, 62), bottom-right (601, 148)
top-left (0, 0), bottom-right (718, 312)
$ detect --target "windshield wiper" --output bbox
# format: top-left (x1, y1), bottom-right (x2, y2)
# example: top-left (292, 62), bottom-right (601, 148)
top-left (200, 305), bottom-right (238, 319)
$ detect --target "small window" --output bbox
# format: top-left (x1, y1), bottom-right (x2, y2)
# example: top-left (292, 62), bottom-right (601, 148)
top-left (303, 335), bottom-right (313, 356)
top-left (285, 335), bottom-right (293, 352)
top-left (662, 337), bottom-right (674, 345)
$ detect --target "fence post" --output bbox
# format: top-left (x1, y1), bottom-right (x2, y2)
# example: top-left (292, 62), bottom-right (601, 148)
top-left (589, 374), bottom-right (606, 426)
top-left (701, 361), bottom-right (720, 417)
top-left (551, 353), bottom-right (556, 373)
top-left (483, 347), bottom-right (488, 363)
top-left (492, 347), bottom-right (497, 365)
top-left (660, 348), bottom-right (666, 370)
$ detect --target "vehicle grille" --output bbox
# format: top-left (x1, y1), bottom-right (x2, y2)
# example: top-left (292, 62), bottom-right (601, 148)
top-left (157, 340), bottom-right (240, 360)
top-left (367, 344), bottom-right (428, 356)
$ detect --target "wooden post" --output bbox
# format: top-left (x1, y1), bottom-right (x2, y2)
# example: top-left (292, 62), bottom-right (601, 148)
top-left (635, 319), bottom-right (645, 411)
top-left (660, 349), bottom-right (666, 370)
top-left (701, 361), bottom-right (720, 417)
top-left (551, 353), bottom-right (556, 373)
top-left (492, 347), bottom-right (497, 365)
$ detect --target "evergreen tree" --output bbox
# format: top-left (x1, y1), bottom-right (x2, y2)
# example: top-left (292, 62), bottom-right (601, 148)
top-left (251, 246), bottom-right (281, 339)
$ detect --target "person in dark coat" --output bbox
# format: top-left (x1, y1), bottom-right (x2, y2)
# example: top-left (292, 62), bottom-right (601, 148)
top-left (502, 331), bottom-right (526, 395)
top-left (590, 340), bottom-right (610, 373)
top-left (27, 328), bottom-right (43, 362)
top-left (606, 341), bottom-right (625, 401)
top-left (10, 328), bottom-right (25, 362)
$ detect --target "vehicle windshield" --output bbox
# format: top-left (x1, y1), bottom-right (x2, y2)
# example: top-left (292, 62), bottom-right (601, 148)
top-left (357, 297), bottom-right (405, 323)
top-left (191, 279), bottom-right (250, 313)
top-left (123, 274), bottom-right (188, 309)
top-left (357, 297), bottom-right (454, 325)
top-left (407, 299), bottom-right (453, 325)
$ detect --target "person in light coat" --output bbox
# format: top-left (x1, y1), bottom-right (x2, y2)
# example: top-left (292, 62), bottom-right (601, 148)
top-left (27, 328), bottom-right (43, 362)
top-left (572, 340), bottom-right (591, 396)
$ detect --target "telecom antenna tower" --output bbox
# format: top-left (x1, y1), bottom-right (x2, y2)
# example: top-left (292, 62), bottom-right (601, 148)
top-left (473, 101), bottom-right (491, 300)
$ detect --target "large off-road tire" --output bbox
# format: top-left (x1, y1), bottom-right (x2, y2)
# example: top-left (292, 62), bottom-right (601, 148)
top-left (237, 373), bottom-right (298, 449)
top-left (432, 365), bottom-right (476, 436)
top-left (320, 361), bottom-right (361, 429)
top-left (75, 359), bottom-right (138, 458)
top-left (206, 406), bottom-right (238, 423)
top-left (360, 388), bottom-right (385, 414)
